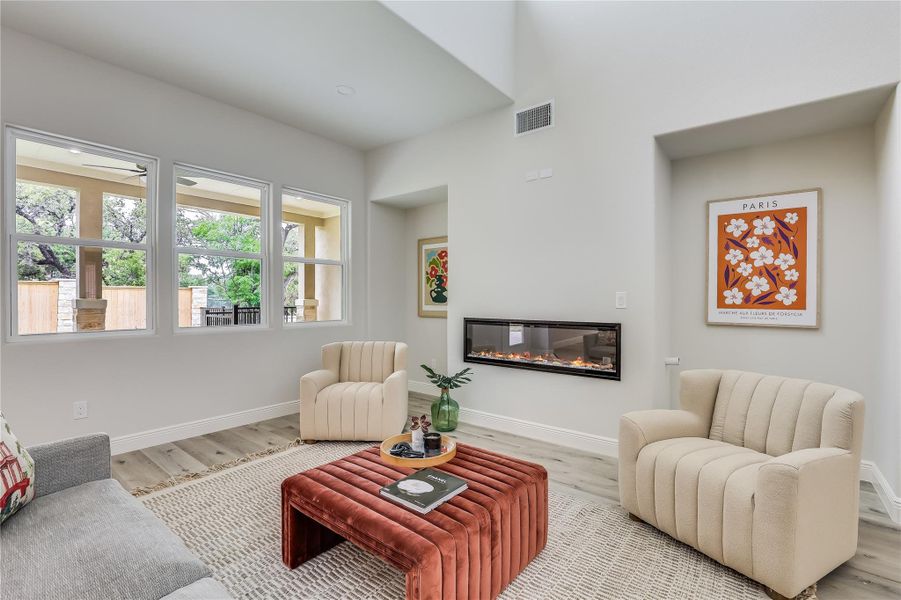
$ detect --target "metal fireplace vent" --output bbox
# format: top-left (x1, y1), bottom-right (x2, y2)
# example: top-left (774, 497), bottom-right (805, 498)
top-left (514, 100), bottom-right (554, 136)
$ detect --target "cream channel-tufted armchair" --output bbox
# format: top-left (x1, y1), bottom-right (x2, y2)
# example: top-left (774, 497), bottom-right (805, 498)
top-left (619, 369), bottom-right (864, 600)
top-left (300, 341), bottom-right (408, 442)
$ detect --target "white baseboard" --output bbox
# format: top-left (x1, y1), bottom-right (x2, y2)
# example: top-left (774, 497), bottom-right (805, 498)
top-left (408, 380), bottom-right (438, 396)
top-left (859, 460), bottom-right (901, 524)
top-left (110, 400), bottom-right (299, 455)
top-left (458, 405), bottom-right (620, 458)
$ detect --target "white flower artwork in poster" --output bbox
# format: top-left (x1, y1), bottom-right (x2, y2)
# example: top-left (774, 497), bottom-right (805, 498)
top-left (707, 189), bottom-right (820, 328)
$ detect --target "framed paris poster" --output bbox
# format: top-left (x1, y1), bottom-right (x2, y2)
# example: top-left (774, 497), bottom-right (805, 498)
top-left (418, 236), bottom-right (448, 318)
top-left (707, 189), bottom-right (821, 328)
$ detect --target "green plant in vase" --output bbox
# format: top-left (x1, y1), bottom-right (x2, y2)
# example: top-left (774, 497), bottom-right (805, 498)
top-left (420, 365), bottom-right (472, 432)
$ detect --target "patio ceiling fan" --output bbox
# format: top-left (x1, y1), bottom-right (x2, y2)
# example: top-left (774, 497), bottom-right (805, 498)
top-left (82, 162), bottom-right (197, 186)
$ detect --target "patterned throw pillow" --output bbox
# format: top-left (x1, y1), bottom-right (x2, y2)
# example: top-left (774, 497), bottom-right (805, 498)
top-left (0, 414), bottom-right (35, 523)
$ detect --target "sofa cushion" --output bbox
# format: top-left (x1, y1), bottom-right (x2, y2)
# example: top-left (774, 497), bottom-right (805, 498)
top-left (1, 479), bottom-right (210, 600)
top-left (0, 413), bottom-right (35, 523)
top-left (707, 370), bottom-right (863, 456)
top-left (635, 437), bottom-right (769, 576)
top-left (316, 381), bottom-right (385, 439)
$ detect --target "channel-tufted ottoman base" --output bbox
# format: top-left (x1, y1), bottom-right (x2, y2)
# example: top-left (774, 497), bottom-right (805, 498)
top-left (282, 444), bottom-right (548, 600)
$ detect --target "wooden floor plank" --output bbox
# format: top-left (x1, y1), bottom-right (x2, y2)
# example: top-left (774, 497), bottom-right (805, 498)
top-left (111, 449), bottom-right (170, 490)
top-left (171, 434), bottom-right (243, 467)
top-left (141, 442), bottom-right (208, 478)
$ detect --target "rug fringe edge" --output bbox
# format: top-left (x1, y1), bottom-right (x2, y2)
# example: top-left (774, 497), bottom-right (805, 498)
top-left (130, 438), bottom-right (304, 496)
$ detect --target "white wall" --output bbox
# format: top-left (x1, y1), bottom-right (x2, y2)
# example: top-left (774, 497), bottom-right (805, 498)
top-left (875, 88), bottom-right (901, 493)
top-left (366, 202), bottom-right (406, 342)
top-left (669, 126), bottom-right (882, 464)
top-left (381, 0), bottom-right (515, 99)
top-left (1, 30), bottom-right (367, 445)
top-left (365, 2), bottom-right (900, 445)
top-left (404, 201), bottom-right (448, 382)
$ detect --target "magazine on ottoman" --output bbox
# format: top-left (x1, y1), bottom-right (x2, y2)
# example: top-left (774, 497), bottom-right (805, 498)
top-left (380, 468), bottom-right (467, 514)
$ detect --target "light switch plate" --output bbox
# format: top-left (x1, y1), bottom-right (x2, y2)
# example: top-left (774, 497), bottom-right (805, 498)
top-left (539, 168), bottom-right (553, 179)
top-left (615, 291), bottom-right (627, 309)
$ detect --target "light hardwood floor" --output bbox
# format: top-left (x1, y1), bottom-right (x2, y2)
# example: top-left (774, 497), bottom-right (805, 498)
top-left (113, 393), bottom-right (900, 600)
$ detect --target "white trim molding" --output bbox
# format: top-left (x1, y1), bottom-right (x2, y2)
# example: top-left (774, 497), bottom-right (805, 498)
top-left (458, 405), bottom-right (619, 458)
top-left (110, 400), bottom-right (299, 455)
top-left (859, 460), bottom-right (901, 524)
top-left (408, 380), bottom-right (437, 396)
top-left (407, 383), bottom-right (617, 456)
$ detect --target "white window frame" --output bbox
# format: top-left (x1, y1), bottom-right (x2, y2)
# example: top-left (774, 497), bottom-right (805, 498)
top-left (3, 125), bottom-right (158, 342)
top-left (173, 162), bottom-right (270, 333)
top-left (281, 187), bottom-right (350, 326)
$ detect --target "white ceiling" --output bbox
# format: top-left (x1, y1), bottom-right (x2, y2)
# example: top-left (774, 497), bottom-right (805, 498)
top-left (1, 1), bottom-right (512, 151)
top-left (657, 84), bottom-right (896, 160)
top-left (16, 139), bottom-right (148, 186)
top-left (372, 184), bottom-right (448, 209)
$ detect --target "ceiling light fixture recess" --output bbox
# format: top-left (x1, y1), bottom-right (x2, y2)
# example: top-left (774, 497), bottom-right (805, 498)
top-left (336, 85), bottom-right (356, 96)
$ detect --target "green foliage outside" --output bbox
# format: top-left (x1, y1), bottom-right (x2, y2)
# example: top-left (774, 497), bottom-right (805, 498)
top-left (177, 208), bottom-right (263, 307)
top-left (15, 182), bottom-right (77, 280)
top-left (16, 182), bottom-right (304, 308)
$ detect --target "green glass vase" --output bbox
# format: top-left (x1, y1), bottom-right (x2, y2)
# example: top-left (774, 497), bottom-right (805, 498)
top-left (431, 388), bottom-right (459, 432)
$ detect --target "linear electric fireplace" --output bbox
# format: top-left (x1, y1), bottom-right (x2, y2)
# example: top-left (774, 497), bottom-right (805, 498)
top-left (464, 318), bottom-right (621, 380)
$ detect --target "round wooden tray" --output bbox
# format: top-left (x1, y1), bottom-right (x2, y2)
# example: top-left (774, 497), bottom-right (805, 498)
top-left (379, 433), bottom-right (457, 469)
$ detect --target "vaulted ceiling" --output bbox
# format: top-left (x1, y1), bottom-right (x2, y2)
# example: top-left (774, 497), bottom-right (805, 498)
top-left (1, 1), bottom-right (513, 150)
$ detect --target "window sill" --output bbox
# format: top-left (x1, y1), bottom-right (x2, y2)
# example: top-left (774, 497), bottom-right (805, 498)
top-left (283, 319), bottom-right (350, 329)
top-left (6, 328), bottom-right (156, 344)
top-left (174, 324), bottom-right (272, 336)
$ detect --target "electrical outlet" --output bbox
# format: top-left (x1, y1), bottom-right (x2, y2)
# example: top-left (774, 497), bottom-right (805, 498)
top-left (73, 400), bottom-right (88, 420)
top-left (664, 357), bottom-right (681, 366)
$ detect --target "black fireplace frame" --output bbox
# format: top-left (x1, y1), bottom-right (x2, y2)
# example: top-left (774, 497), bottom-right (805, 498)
top-left (463, 317), bottom-right (622, 381)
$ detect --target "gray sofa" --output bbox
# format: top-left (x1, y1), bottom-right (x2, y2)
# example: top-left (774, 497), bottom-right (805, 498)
top-left (0, 434), bottom-right (232, 600)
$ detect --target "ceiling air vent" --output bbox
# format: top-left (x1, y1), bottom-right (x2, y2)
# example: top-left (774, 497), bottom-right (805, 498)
top-left (514, 100), bottom-right (554, 136)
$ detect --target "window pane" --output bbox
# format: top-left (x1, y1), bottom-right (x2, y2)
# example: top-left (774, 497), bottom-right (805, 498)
top-left (15, 182), bottom-right (77, 237)
top-left (178, 254), bottom-right (262, 328)
top-left (282, 193), bottom-right (341, 260)
top-left (103, 193), bottom-right (147, 243)
top-left (283, 263), bottom-right (343, 323)
top-left (16, 242), bottom-right (147, 335)
top-left (16, 137), bottom-right (149, 240)
top-left (313, 264), bottom-right (342, 322)
top-left (176, 173), bottom-right (262, 253)
top-left (101, 248), bottom-right (147, 332)
top-left (282, 221), bottom-right (305, 258)
top-left (282, 262), bottom-right (303, 323)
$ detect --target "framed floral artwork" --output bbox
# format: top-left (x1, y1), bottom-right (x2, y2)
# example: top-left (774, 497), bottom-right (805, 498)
top-left (707, 189), bottom-right (821, 328)
top-left (418, 236), bottom-right (448, 318)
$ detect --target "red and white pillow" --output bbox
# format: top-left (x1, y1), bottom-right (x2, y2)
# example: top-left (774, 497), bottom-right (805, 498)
top-left (1, 413), bottom-right (35, 523)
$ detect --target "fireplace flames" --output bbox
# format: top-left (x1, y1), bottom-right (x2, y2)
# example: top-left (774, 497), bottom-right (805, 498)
top-left (469, 350), bottom-right (614, 371)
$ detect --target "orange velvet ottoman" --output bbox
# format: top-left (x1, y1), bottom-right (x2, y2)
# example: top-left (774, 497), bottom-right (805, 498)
top-left (281, 444), bottom-right (548, 600)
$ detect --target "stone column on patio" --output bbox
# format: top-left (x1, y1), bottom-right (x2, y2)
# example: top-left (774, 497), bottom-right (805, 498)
top-left (302, 298), bottom-right (319, 322)
top-left (191, 286), bottom-right (208, 327)
top-left (73, 298), bottom-right (108, 332)
top-left (56, 279), bottom-right (76, 333)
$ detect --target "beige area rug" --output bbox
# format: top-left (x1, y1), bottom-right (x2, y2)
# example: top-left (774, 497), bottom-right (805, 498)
top-left (140, 442), bottom-right (768, 599)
